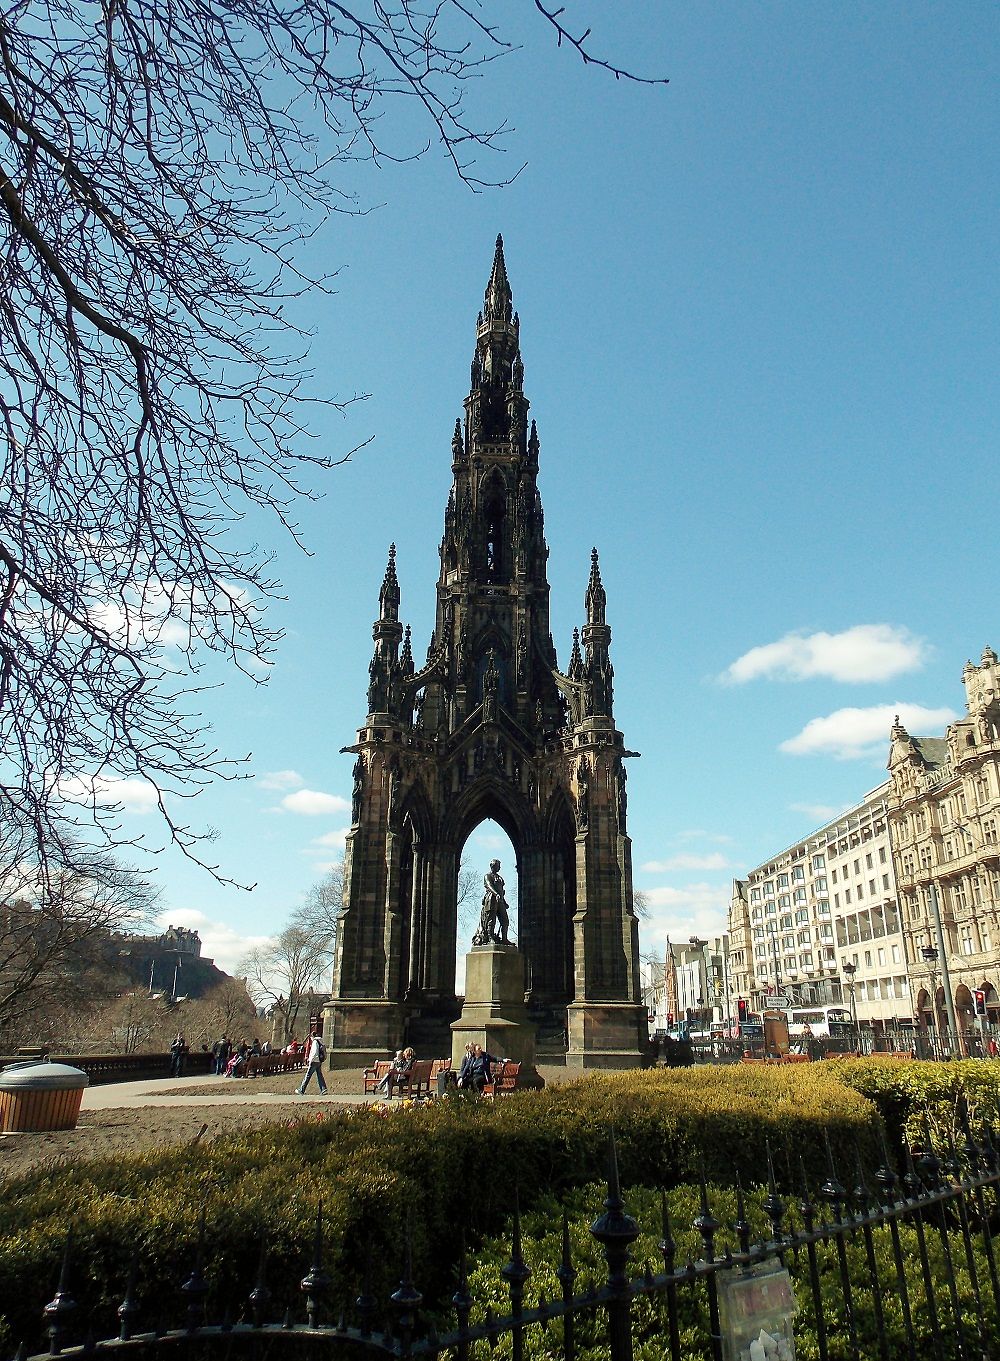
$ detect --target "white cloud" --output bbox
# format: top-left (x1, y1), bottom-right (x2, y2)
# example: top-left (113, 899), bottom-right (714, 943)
top-left (641, 853), bottom-right (731, 872)
top-left (155, 907), bottom-right (274, 975)
top-left (59, 773), bottom-right (160, 815)
top-left (280, 789), bottom-right (350, 816)
top-left (722, 625), bottom-right (929, 685)
top-left (636, 882), bottom-right (731, 958)
top-left (257, 770), bottom-right (305, 791)
top-left (309, 828), bottom-right (349, 850)
top-left (780, 703), bottom-right (956, 761)
top-left (790, 801), bottom-right (849, 822)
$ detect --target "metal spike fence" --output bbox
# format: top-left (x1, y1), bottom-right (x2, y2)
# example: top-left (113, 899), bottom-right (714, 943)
top-left (13, 1122), bottom-right (1000, 1361)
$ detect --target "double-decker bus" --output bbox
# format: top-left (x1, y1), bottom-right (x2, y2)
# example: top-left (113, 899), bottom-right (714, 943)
top-left (787, 1005), bottom-right (854, 1040)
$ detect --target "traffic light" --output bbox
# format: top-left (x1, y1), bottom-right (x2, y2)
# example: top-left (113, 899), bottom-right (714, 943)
top-left (737, 998), bottom-right (749, 1024)
top-left (974, 989), bottom-right (987, 1017)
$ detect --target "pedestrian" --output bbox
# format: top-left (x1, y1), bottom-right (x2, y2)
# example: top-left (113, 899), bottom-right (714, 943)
top-left (169, 1032), bottom-right (188, 1078)
top-left (211, 1035), bottom-right (230, 1075)
top-left (296, 1029), bottom-right (328, 1095)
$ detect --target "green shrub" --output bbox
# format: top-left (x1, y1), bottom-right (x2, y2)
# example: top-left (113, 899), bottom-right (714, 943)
top-left (825, 1057), bottom-right (1000, 1165)
top-left (456, 1179), bottom-right (997, 1361)
top-left (0, 1067), bottom-right (879, 1353)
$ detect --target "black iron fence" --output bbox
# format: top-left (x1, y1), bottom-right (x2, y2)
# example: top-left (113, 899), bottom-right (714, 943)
top-left (13, 1122), bottom-right (1000, 1361)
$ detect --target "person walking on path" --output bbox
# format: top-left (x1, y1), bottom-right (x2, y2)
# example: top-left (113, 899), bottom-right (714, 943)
top-left (296, 1030), bottom-right (328, 1095)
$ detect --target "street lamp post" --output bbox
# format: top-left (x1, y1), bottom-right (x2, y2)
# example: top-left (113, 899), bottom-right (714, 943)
top-left (841, 960), bottom-right (859, 1037)
top-left (920, 944), bottom-right (940, 1057)
top-left (925, 880), bottom-right (961, 1054)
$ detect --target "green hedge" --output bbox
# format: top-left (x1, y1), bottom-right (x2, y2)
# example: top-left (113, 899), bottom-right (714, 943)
top-left (0, 1067), bottom-right (879, 1352)
top-left (826, 1057), bottom-right (1000, 1164)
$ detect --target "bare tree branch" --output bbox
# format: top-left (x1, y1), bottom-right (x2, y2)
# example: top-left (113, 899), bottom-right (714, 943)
top-left (0, 2), bottom-right (666, 889)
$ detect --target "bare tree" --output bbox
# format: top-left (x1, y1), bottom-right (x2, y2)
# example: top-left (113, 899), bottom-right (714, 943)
top-left (0, 4), bottom-right (664, 890)
top-left (185, 977), bottom-right (257, 1046)
top-left (456, 860), bottom-right (484, 941)
top-left (292, 858), bottom-right (344, 942)
top-left (0, 850), bottom-right (155, 1048)
top-left (240, 923), bottom-right (334, 1043)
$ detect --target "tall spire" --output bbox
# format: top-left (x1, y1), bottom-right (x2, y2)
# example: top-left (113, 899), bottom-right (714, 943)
top-left (585, 548), bottom-right (606, 625)
top-left (483, 234), bottom-right (513, 328)
top-left (581, 548), bottom-right (613, 720)
top-left (379, 543), bottom-right (399, 622)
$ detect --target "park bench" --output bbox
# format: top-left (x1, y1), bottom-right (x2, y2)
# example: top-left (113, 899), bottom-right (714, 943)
top-left (483, 1059), bottom-right (520, 1097)
top-left (363, 1060), bottom-right (391, 1094)
top-left (385, 1058), bottom-right (433, 1099)
top-left (245, 1053), bottom-right (304, 1078)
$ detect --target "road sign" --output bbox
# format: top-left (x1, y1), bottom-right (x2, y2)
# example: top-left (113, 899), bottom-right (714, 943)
top-left (768, 993), bottom-right (793, 1009)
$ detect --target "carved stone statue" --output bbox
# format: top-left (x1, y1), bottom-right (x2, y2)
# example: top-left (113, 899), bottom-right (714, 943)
top-left (472, 859), bottom-right (511, 946)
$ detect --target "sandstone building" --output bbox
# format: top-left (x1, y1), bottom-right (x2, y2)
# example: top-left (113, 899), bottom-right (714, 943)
top-left (887, 646), bottom-right (1000, 1033)
top-left (729, 786), bottom-right (909, 1028)
top-left (328, 239), bottom-right (645, 1068)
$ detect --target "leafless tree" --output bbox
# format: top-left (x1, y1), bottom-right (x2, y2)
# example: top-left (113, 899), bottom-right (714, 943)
top-left (292, 858), bottom-right (344, 941)
top-left (185, 976), bottom-right (257, 1046)
top-left (240, 923), bottom-right (334, 1042)
top-left (0, 3), bottom-right (664, 891)
top-left (456, 859), bottom-right (485, 941)
top-left (0, 849), bottom-right (155, 1048)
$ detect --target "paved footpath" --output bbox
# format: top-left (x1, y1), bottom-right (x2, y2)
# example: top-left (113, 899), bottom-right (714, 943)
top-left (82, 1073), bottom-right (371, 1111)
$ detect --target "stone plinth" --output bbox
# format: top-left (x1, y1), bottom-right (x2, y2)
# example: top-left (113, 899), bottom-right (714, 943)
top-left (451, 944), bottom-right (541, 1084)
top-left (565, 1000), bottom-right (650, 1069)
top-left (325, 999), bottom-right (405, 1068)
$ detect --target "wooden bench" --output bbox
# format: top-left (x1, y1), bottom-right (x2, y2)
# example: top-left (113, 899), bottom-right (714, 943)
top-left (392, 1058), bottom-right (434, 1099)
top-left (245, 1053), bottom-right (304, 1078)
top-left (483, 1059), bottom-right (520, 1097)
top-left (363, 1060), bottom-right (391, 1095)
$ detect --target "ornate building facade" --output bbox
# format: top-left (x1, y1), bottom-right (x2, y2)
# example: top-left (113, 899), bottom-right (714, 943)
top-left (887, 646), bottom-right (1000, 1033)
top-left (328, 239), bottom-right (645, 1068)
top-left (728, 787), bottom-right (909, 1028)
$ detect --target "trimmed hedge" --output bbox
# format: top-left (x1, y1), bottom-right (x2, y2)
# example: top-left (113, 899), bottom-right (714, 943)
top-left (826, 1056), bottom-right (1000, 1167)
top-left (0, 1066), bottom-right (879, 1352)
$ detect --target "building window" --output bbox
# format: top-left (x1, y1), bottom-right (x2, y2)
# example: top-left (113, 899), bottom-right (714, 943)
top-left (891, 944), bottom-right (900, 964)
top-left (794, 888), bottom-right (806, 903)
top-left (882, 874), bottom-right (890, 890)
top-left (845, 889), bottom-right (852, 904)
top-left (831, 868), bottom-right (838, 884)
top-left (763, 882), bottom-right (774, 896)
top-left (777, 874), bottom-right (789, 889)
top-left (750, 888), bottom-right (760, 903)
top-left (815, 876), bottom-right (828, 892)
top-left (866, 853), bottom-right (873, 870)
top-left (879, 847), bottom-right (887, 864)
top-left (793, 865), bottom-right (805, 881)
top-left (778, 895), bottom-right (791, 910)
top-left (780, 914), bottom-right (793, 930)
top-left (812, 854), bottom-right (825, 871)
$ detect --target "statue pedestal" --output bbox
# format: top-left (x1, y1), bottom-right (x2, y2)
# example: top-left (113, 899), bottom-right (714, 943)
top-left (451, 945), bottom-right (542, 1087)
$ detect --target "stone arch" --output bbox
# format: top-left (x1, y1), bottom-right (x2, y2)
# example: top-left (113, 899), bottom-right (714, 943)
top-left (480, 467), bottom-right (509, 582)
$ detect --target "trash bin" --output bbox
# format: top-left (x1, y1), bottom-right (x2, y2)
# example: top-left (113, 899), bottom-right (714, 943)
top-left (0, 1061), bottom-right (89, 1132)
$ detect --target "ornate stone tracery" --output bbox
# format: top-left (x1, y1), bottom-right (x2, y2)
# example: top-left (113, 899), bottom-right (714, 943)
top-left (327, 238), bottom-right (645, 1068)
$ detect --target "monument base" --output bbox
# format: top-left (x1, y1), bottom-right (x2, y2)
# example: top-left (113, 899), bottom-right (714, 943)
top-left (565, 1000), bottom-right (649, 1070)
top-left (324, 999), bottom-right (405, 1069)
top-left (451, 944), bottom-right (542, 1088)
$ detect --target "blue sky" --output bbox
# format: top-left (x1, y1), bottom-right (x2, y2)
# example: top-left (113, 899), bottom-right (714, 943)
top-left (111, 3), bottom-right (998, 974)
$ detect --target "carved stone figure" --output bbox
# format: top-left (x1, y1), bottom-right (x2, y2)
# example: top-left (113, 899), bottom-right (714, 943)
top-left (351, 756), bottom-right (365, 824)
top-left (472, 859), bottom-right (511, 946)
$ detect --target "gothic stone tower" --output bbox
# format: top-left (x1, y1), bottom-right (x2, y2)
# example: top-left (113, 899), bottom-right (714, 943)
top-left (329, 238), bottom-right (645, 1068)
